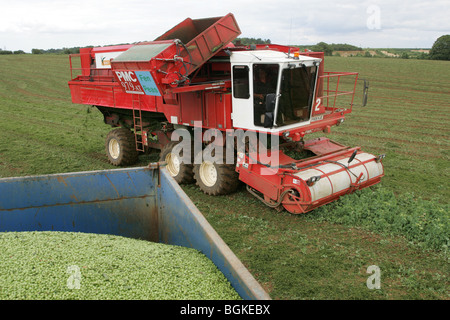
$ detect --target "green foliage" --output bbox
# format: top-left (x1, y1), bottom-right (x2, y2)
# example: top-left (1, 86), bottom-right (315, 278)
top-left (306, 42), bottom-right (363, 56)
top-left (0, 50), bottom-right (26, 55)
top-left (0, 231), bottom-right (241, 300)
top-left (31, 47), bottom-right (81, 54)
top-left (31, 48), bottom-right (44, 54)
top-left (309, 186), bottom-right (450, 253)
top-left (310, 42), bottom-right (333, 56)
top-left (234, 37), bottom-right (271, 45)
top-left (417, 52), bottom-right (429, 60)
top-left (186, 183), bottom-right (449, 300)
top-left (329, 43), bottom-right (362, 51)
top-left (429, 35), bottom-right (450, 60)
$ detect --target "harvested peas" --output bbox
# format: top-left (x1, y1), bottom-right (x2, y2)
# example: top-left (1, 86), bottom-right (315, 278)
top-left (0, 231), bottom-right (241, 300)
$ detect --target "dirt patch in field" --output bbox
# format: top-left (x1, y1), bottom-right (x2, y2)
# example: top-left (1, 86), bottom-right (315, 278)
top-left (380, 51), bottom-right (399, 57)
top-left (334, 50), bottom-right (377, 57)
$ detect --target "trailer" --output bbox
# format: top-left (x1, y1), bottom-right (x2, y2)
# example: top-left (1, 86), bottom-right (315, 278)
top-left (68, 13), bottom-right (384, 214)
top-left (0, 165), bottom-right (270, 300)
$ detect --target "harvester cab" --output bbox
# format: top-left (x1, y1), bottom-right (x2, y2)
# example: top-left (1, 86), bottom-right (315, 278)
top-left (230, 50), bottom-right (322, 133)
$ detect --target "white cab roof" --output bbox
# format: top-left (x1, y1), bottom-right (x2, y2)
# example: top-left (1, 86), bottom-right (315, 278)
top-left (230, 50), bottom-right (322, 64)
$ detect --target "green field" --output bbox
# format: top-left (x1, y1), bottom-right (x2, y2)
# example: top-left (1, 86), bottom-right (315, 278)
top-left (0, 54), bottom-right (448, 300)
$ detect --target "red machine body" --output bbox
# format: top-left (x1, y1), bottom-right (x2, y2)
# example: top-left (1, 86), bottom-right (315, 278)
top-left (68, 13), bottom-right (384, 214)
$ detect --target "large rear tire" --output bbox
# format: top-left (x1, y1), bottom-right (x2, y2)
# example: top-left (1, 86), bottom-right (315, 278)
top-left (193, 144), bottom-right (240, 196)
top-left (159, 141), bottom-right (194, 184)
top-left (105, 128), bottom-right (139, 166)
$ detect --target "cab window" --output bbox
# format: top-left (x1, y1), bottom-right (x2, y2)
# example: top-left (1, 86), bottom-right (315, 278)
top-left (232, 65), bottom-right (250, 99)
top-left (253, 64), bottom-right (279, 126)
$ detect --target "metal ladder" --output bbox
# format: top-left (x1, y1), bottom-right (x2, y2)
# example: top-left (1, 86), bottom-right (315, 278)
top-left (131, 94), bottom-right (145, 152)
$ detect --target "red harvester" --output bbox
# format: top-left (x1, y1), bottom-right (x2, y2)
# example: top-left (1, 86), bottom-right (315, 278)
top-left (68, 13), bottom-right (384, 214)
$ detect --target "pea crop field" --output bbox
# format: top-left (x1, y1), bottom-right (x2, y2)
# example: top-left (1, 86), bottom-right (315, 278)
top-left (0, 54), bottom-right (448, 300)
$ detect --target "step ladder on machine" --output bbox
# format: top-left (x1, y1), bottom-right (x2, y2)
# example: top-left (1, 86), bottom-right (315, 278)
top-left (131, 94), bottom-right (145, 152)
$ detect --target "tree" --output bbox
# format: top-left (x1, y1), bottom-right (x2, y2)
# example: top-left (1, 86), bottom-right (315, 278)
top-left (311, 42), bottom-right (332, 56)
top-left (233, 37), bottom-right (271, 45)
top-left (330, 43), bottom-right (362, 51)
top-left (429, 35), bottom-right (450, 60)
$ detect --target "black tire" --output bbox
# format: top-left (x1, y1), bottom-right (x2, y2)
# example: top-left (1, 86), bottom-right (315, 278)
top-left (159, 141), bottom-right (194, 184)
top-left (105, 128), bottom-right (139, 166)
top-left (193, 144), bottom-right (240, 196)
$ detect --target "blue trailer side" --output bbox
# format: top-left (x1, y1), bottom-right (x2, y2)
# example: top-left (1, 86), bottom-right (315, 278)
top-left (0, 165), bottom-right (270, 300)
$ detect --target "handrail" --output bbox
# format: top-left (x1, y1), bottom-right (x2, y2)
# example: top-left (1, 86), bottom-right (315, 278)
top-left (69, 53), bottom-right (117, 82)
top-left (69, 53), bottom-right (81, 80)
top-left (318, 71), bottom-right (359, 110)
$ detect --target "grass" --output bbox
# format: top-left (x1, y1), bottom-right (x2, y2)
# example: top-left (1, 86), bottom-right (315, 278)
top-left (321, 56), bottom-right (450, 203)
top-left (183, 184), bottom-right (449, 300)
top-left (0, 54), bottom-right (449, 300)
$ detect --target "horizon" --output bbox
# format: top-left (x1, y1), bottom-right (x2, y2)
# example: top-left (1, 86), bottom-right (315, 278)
top-left (0, 42), bottom-right (434, 54)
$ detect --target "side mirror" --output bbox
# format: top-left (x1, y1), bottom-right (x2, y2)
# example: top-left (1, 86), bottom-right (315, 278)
top-left (362, 79), bottom-right (369, 107)
top-left (348, 149), bottom-right (358, 164)
top-left (264, 93), bottom-right (276, 128)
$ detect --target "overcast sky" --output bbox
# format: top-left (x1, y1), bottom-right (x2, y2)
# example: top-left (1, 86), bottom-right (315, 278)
top-left (1, 0), bottom-right (449, 52)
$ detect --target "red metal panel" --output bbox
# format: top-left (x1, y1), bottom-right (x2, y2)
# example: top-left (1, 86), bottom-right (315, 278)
top-left (179, 92), bottom-right (203, 125)
top-left (202, 92), bottom-right (233, 130)
top-left (161, 103), bottom-right (181, 124)
top-left (79, 48), bottom-right (92, 77)
top-left (300, 51), bottom-right (324, 99)
top-left (90, 45), bottom-right (133, 55)
top-left (111, 13), bottom-right (240, 95)
top-left (223, 93), bottom-right (232, 129)
top-left (204, 93), bottom-right (216, 128)
top-left (80, 86), bottom-right (114, 106)
top-left (68, 83), bottom-right (82, 104)
top-left (182, 13), bottom-right (240, 76)
top-left (303, 137), bottom-right (347, 156)
top-left (237, 166), bottom-right (281, 201)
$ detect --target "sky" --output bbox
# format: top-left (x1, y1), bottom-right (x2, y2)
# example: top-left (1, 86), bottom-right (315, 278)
top-left (0, 0), bottom-right (449, 53)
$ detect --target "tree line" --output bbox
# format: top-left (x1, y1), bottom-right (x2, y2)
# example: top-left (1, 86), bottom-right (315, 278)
top-left (0, 49), bottom-right (26, 55)
top-left (0, 47), bottom-right (83, 55)
top-left (235, 36), bottom-right (449, 60)
top-left (233, 38), bottom-right (362, 54)
top-left (31, 47), bottom-right (84, 54)
top-left (1, 35), bottom-right (448, 60)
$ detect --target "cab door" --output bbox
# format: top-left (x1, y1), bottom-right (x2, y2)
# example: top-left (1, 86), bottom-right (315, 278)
top-left (231, 64), bottom-right (253, 129)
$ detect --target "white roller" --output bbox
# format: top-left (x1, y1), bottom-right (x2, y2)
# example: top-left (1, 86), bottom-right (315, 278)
top-left (294, 152), bottom-right (383, 202)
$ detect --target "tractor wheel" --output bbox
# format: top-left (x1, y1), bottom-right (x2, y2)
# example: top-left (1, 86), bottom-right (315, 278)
top-left (159, 141), bottom-right (194, 184)
top-left (193, 144), bottom-right (240, 196)
top-left (105, 128), bottom-right (139, 166)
